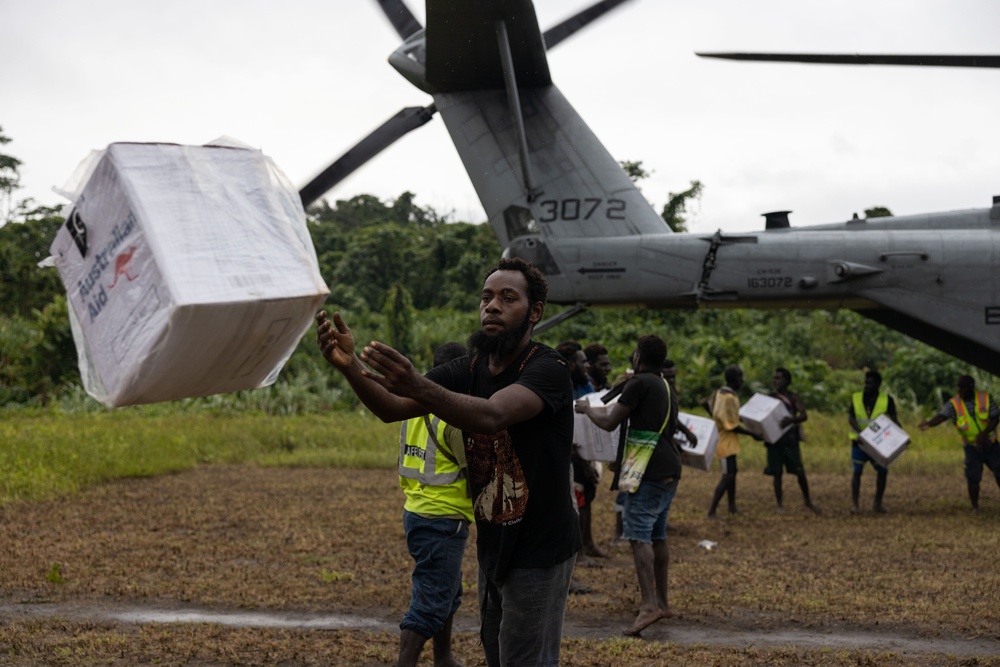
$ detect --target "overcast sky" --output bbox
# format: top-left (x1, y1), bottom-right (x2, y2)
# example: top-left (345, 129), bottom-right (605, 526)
top-left (3, 0), bottom-right (999, 233)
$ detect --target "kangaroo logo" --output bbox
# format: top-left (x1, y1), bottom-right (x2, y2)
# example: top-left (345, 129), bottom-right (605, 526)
top-left (108, 246), bottom-right (139, 288)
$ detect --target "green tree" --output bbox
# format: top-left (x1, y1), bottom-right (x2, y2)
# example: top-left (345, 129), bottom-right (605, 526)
top-left (660, 180), bottom-right (703, 233)
top-left (864, 206), bottom-right (893, 218)
top-left (0, 125), bottom-right (23, 225)
top-left (618, 159), bottom-right (650, 184)
top-left (0, 213), bottom-right (65, 317)
top-left (384, 282), bottom-right (416, 357)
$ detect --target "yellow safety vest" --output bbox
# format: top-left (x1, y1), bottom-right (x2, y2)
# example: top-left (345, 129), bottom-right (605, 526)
top-left (398, 415), bottom-right (473, 521)
top-left (949, 392), bottom-right (997, 445)
top-left (850, 391), bottom-right (889, 441)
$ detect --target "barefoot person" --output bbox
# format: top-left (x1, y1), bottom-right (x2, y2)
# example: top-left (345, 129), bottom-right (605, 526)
top-left (575, 334), bottom-right (681, 636)
top-left (767, 367), bottom-right (820, 514)
top-left (707, 365), bottom-right (760, 519)
top-left (317, 257), bottom-right (581, 667)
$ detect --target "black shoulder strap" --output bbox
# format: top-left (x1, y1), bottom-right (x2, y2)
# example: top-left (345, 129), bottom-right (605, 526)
top-left (775, 392), bottom-right (795, 414)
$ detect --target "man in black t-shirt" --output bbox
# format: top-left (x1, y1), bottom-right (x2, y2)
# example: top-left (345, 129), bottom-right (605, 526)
top-left (316, 257), bottom-right (580, 667)
top-left (575, 334), bottom-right (681, 637)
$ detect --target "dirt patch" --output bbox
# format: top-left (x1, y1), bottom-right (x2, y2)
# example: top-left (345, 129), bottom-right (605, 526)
top-left (2, 465), bottom-right (999, 665)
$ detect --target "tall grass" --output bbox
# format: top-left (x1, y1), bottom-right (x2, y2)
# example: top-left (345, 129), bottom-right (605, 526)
top-left (0, 411), bottom-right (398, 505)
top-left (3, 406), bottom-right (971, 507)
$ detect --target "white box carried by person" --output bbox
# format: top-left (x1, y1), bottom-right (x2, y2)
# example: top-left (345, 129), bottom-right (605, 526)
top-left (858, 414), bottom-right (910, 468)
top-left (673, 412), bottom-right (719, 471)
top-left (47, 140), bottom-right (330, 407)
top-left (739, 393), bottom-right (792, 444)
top-left (574, 390), bottom-right (621, 462)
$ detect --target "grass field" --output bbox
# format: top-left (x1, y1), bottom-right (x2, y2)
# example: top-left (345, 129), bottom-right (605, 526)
top-left (1, 410), bottom-right (999, 666)
top-left (0, 409), bottom-right (972, 505)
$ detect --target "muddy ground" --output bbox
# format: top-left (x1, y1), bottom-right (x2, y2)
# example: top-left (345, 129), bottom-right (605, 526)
top-left (1, 464), bottom-right (999, 665)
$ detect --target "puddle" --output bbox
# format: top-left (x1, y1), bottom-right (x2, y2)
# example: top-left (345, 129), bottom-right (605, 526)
top-left (109, 609), bottom-right (385, 630)
top-left (3, 601), bottom-right (998, 657)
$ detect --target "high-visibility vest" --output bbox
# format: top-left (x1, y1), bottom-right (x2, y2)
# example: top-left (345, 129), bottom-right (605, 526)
top-left (398, 414), bottom-right (473, 521)
top-left (949, 392), bottom-right (997, 445)
top-left (850, 391), bottom-right (889, 441)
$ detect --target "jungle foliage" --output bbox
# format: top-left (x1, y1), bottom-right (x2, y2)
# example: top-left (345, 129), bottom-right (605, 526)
top-left (1, 189), bottom-right (992, 416)
top-left (8, 121), bottom-right (979, 416)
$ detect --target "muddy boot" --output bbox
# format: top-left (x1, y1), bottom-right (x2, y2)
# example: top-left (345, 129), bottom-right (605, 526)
top-left (398, 629), bottom-right (428, 667)
top-left (431, 615), bottom-right (466, 667)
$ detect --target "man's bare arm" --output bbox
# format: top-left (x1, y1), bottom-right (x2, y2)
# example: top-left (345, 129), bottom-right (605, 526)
top-left (676, 421), bottom-right (698, 446)
top-left (576, 400), bottom-right (631, 432)
top-left (794, 394), bottom-right (809, 422)
top-left (918, 414), bottom-right (947, 431)
top-left (315, 311), bottom-right (424, 423)
top-left (360, 341), bottom-right (547, 433)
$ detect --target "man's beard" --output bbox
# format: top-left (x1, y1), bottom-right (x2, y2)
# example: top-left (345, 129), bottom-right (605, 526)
top-left (468, 312), bottom-right (532, 361)
top-left (571, 367), bottom-right (590, 387)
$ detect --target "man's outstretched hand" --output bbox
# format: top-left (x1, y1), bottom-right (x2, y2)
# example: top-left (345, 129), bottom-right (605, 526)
top-left (316, 311), bottom-right (356, 371)
top-left (360, 341), bottom-right (424, 399)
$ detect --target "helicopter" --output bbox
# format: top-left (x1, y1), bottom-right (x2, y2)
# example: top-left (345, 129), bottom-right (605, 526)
top-left (299, 0), bottom-right (1000, 375)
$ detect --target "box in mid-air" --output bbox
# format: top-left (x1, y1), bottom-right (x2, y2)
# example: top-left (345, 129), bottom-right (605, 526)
top-left (47, 141), bottom-right (329, 407)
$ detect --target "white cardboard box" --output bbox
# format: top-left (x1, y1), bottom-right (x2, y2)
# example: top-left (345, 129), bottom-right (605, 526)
top-left (858, 414), bottom-right (910, 467)
top-left (574, 390), bottom-right (621, 462)
top-left (673, 412), bottom-right (719, 471)
top-left (739, 393), bottom-right (792, 444)
top-left (48, 141), bottom-right (329, 407)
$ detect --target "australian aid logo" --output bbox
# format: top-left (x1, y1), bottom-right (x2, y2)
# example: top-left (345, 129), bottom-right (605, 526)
top-left (74, 211), bottom-right (140, 323)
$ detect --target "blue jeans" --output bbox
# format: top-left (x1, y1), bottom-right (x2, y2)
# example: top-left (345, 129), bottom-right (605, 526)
top-left (477, 554), bottom-right (576, 667)
top-left (401, 510), bottom-right (469, 639)
top-left (851, 443), bottom-right (887, 474)
top-left (622, 478), bottom-right (679, 543)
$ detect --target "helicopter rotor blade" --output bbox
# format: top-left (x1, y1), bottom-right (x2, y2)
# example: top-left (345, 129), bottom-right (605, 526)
top-left (302, 0), bottom-right (636, 207)
top-left (299, 104), bottom-right (436, 208)
top-left (374, 0), bottom-right (423, 40)
top-left (696, 52), bottom-right (1000, 68)
top-left (543, 0), bottom-right (633, 50)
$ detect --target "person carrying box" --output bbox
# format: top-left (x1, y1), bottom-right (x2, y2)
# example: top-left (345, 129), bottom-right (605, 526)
top-left (848, 370), bottom-right (899, 515)
top-left (766, 367), bottom-right (820, 515)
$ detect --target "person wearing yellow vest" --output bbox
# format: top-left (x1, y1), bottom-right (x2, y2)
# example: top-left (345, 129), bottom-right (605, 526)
top-left (919, 374), bottom-right (1000, 515)
top-left (848, 370), bottom-right (898, 514)
top-left (396, 342), bottom-right (473, 667)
